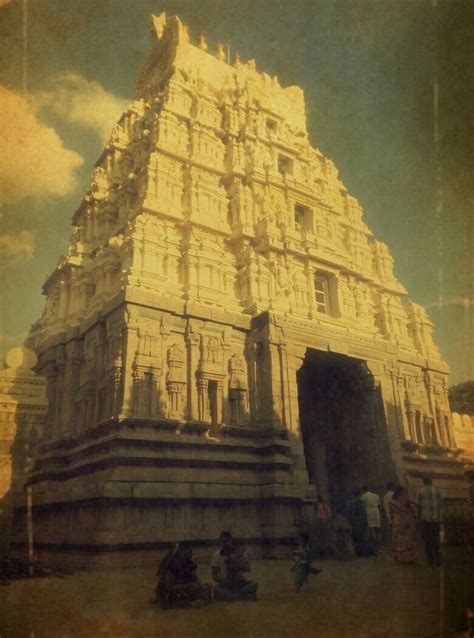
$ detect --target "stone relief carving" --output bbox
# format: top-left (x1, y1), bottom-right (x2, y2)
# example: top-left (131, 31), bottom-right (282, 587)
top-left (204, 335), bottom-right (222, 365)
top-left (166, 343), bottom-right (185, 418)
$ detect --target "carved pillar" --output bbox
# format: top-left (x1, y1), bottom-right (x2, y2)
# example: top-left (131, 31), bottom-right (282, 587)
top-left (227, 352), bottom-right (248, 426)
top-left (388, 369), bottom-right (409, 440)
top-left (111, 364), bottom-right (123, 417)
top-left (185, 327), bottom-right (200, 422)
top-left (246, 341), bottom-right (258, 425)
top-left (424, 373), bottom-right (444, 446)
top-left (444, 413), bottom-right (456, 447)
top-left (283, 345), bottom-right (306, 433)
top-left (305, 263), bottom-right (316, 319)
top-left (263, 341), bottom-right (283, 428)
top-left (122, 319), bottom-right (139, 417)
top-left (405, 406), bottom-right (416, 442)
top-left (197, 378), bottom-right (209, 423)
top-left (166, 344), bottom-right (186, 420)
top-left (216, 381), bottom-right (224, 425)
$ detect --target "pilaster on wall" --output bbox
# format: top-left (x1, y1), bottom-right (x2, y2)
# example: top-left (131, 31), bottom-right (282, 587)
top-left (250, 317), bottom-right (306, 433)
top-left (281, 344), bottom-right (306, 433)
top-left (185, 322), bottom-right (200, 422)
top-left (121, 314), bottom-right (140, 417)
top-left (369, 361), bottom-right (407, 443)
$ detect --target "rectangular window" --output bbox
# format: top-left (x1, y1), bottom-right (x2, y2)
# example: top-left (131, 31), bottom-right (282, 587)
top-left (315, 276), bottom-right (329, 314)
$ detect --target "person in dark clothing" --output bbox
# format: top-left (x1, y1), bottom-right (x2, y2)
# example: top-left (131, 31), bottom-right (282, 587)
top-left (345, 488), bottom-right (376, 557)
top-left (153, 542), bottom-right (211, 609)
top-left (417, 476), bottom-right (443, 567)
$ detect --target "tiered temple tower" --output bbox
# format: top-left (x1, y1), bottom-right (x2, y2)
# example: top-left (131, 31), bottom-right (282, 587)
top-left (15, 14), bottom-right (468, 563)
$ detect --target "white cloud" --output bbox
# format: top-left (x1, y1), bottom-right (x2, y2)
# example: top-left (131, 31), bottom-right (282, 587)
top-left (0, 230), bottom-right (35, 261)
top-left (0, 85), bottom-right (84, 205)
top-left (35, 72), bottom-right (128, 143)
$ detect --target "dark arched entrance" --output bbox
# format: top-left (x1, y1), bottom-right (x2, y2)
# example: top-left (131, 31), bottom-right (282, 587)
top-left (297, 349), bottom-right (391, 513)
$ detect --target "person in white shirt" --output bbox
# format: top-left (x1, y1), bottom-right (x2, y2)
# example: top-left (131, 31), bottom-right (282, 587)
top-left (383, 482), bottom-right (396, 523)
top-left (360, 486), bottom-right (382, 553)
top-left (211, 531), bottom-right (258, 600)
top-left (383, 481), bottom-right (396, 546)
top-left (417, 476), bottom-right (443, 566)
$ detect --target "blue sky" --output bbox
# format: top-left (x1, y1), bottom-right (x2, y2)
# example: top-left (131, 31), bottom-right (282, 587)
top-left (0, 0), bottom-right (472, 383)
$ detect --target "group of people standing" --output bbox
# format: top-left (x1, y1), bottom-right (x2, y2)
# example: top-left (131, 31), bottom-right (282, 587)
top-left (347, 477), bottom-right (444, 566)
top-left (387, 476), bottom-right (443, 567)
top-left (345, 486), bottom-right (381, 556)
top-left (152, 477), bottom-right (445, 609)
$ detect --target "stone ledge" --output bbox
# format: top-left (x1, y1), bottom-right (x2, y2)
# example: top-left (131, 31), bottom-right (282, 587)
top-left (28, 455), bottom-right (294, 486)
top-left (406, 469), bottom-right (468, 481)
top-left (9, 532), bottom-right (299, 555)
top-left (401, 454), bottom-right (466, 467)
top-left (40, 418), bottom-right (290, 454)
top-left (34, 436), bottom-right (292, 473)
top-left (15, 488), bottom-right (313, 510)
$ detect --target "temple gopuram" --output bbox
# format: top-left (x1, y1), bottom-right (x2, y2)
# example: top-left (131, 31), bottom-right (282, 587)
top-left (11, 14), bottom-right (470, 563)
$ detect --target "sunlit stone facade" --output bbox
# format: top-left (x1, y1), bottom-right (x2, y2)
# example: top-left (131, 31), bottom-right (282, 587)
top-left (17, 14), bottom-right (469, 561)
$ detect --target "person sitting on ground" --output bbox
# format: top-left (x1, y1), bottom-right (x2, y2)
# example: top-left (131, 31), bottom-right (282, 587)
top-left (153, 541), bottom-right (211, 609)
top-left (223, 541), bottom-right (251, 589)
top-left (290, 532), bottom-right (321, 592)
top-left (211, 531), bottom-right (258, 601)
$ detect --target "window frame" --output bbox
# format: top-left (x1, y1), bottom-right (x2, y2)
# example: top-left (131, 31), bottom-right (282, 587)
top-left (314, 275), bottom-right (330, 314)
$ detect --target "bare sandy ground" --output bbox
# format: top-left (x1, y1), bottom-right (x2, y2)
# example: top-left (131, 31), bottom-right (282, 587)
top-left (1, 549), bottom-right (471, 638)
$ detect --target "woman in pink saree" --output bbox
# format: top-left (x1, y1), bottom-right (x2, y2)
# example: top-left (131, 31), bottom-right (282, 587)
top-left (389, 486), bottom-right (417, 565)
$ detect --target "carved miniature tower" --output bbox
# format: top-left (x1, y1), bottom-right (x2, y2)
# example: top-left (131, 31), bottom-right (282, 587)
top-left (20, 14), bottom-right (467, 562)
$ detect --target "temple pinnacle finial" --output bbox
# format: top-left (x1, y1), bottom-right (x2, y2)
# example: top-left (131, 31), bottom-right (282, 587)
top-left (197, 33), bottom-right (208, 51)
top-left (234, 52), bottom-right (242, 68)
top-left (216, 43), bottom-right (225, 61)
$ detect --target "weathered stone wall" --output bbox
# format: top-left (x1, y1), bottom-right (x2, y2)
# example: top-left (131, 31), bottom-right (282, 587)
top-left (452, 412), bottom-right (474, 461)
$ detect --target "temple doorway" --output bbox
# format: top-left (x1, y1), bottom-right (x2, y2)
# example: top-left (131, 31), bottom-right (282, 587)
top-left (297, 349), bottom-right (391, 514)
